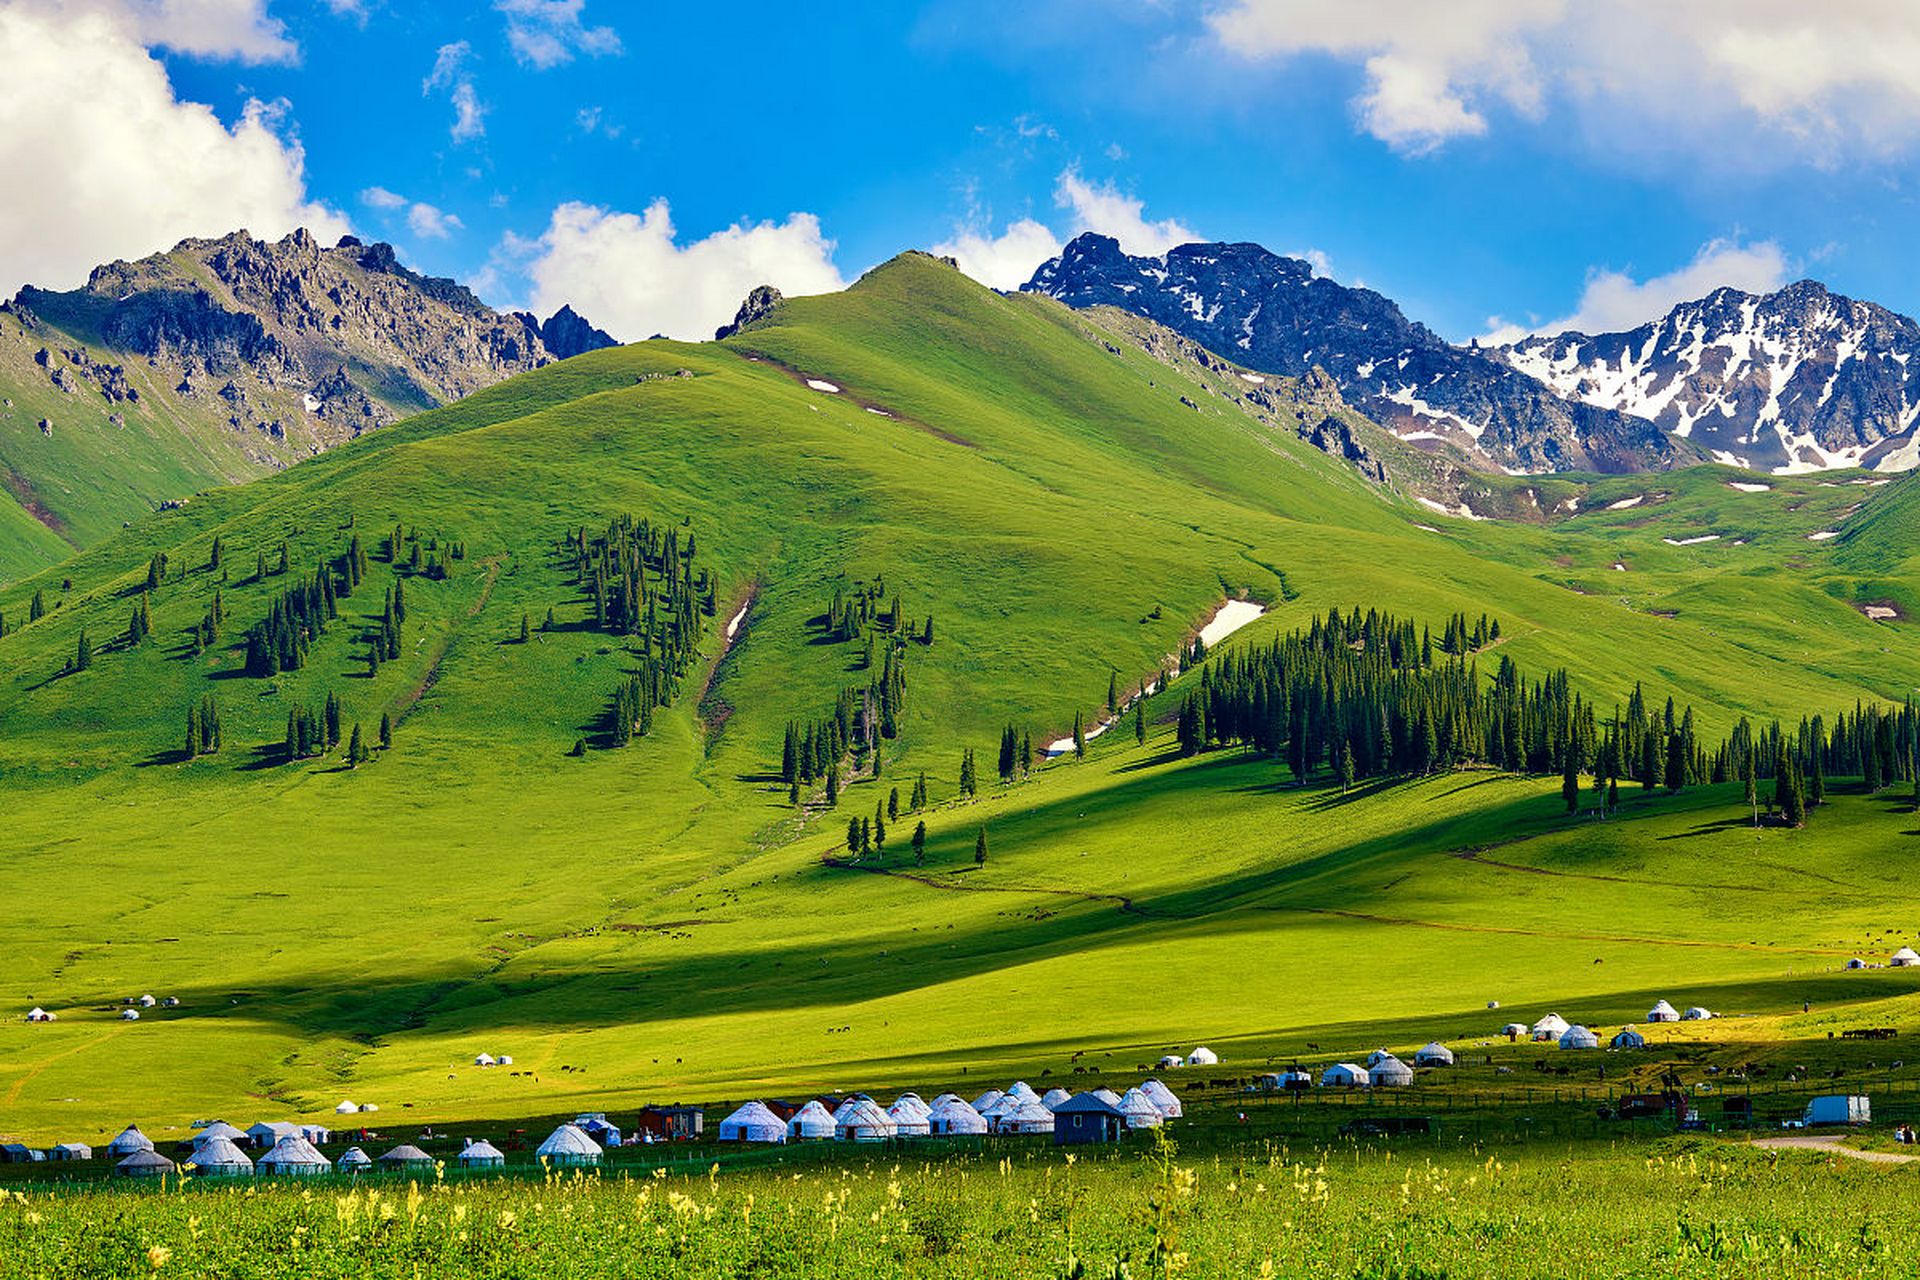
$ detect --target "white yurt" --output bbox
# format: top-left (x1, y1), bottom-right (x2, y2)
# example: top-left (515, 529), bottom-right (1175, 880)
top-left (1559, 1025), bottom-right (1600, 1050)
top-left (1531, 1013), bottom-right (1570, 1041)
top-left (1041, 1087), bottom-right (1073, 1111)
top-left (137, 994), bottom-right (156, 1008)
top-left (1281, 1068), bottom-right (1313, 1090)
top-left (1005, 1080), bottom-right (1039, 1102)
top-left (1682, 1006), bottom-right (1714, 1022)
top-left (457, 1139), bottom-right (505, 1168)
top-left (497, 1055), bottom-right (514, 1066)
top-left (978, 1093), bottom-right (1023, 1128)
top-left (361, 1104), bottom-right (380, 1114)
top-left (1414, 1041), bottom-right (1455, 1067)
top-left (337, 1147), bottom-right (373, 1173)
top-left (891, 1092), bottom-right (931, 1120)
top-left (1847, 957), bottom-right (1867, 970)
top-left (886, 1098), bottom-right (931, 1137)
top-left (1321, 1062), bottom-right (1368, 1088)
top-left (378, 1144), bottom-right (434, 1171)
top-left (1369, 1056), bottom-right (1414, 1087)
top-left (1116, 1088), bottom-right (1164, 1129)
top-left (1090, 1087), bottom-right (1122, 1106)
top-left (474, 1053), bottom-right (496, 1067)
top-left (1500, 1022), bottom-right (1529, 1038)
top-left (258, 1135), bottom-right (331, 1176)
top-left (1892, 947), bottom-right (1919, 967)
top-left (1140, 1079), bottom-right (1183, 1118)
top-left (1365, 1047), bottom-right (1396, 1067)
top-left (51, 1143), bottom-right (91, 1161)
top-left (1156, 1054), bottom-right (1185, 1070)
top-left (970, 1088), bottom-right (1006, 1114)
top-left (106, 1125), bottom-right (154, 1157)
top-left (119, 1009), bottom-right (139, 1022)
top-left (1611, 1027), bottom-right (1646, 1049)
top-left (26, 1007), bottom-right (53, 1023)
top-left (188, 1135), bottom-right (253, 1177)
top-left (927, 1096), bottom-right (988, 1136)
top-left (717, 1102), bottom-right (787, 1144)
top-left (1647, 1000), bottom-right (1680, 1023)
top-left (536, 1123), bottom-right (603, 1166)
top-left (1187, 1047), bottom-right (1220, 1066)
top-left (335, 1100), bottom-right (360, 1115)
top-left (786, 1100), bottom-right (837, 1140)
top-left (191, 1121), bottom-right (245, 1150)
top-left (114, 1150), bottom-right (175, 1178)
top-left (835, 1098), bottom-right (896, 1142)
top-left (999, 1097), bottom-right (1056, 1135)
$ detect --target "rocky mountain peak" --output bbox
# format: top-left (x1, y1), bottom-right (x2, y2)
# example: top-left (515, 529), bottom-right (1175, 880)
top-left (715, 285), bottom-right (785, 340)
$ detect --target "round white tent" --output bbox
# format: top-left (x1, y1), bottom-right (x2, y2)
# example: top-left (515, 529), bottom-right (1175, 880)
top-left (1005, 1081), bottom-right (1039, 1102)
top-left (258, 1135), bottom-right (331, 1176)
top-left (1559, 1025), bottom-right (1600, 1050)
top-left (458, 1139), bottom-right (505, 1168)
top-left (1847, 957), bottom-right (1867, 970)
top-left (835, 1099), bottom-right (896, 1142)
top-left (1090, 1087), bottom-right (1122, 1106)
top-left (1140, 1079), bottom-right (1183, 1118)
top-left (1531, 1013), bottom-right (1569, 1041)
top-left (886, 1098), bottom-right (930, 1137)
top-left (717, 1102), bottom-right (787, 1144)
top-left (1369, 1056), bottom-right (1414, 1087)
top-left (1611, 1027), bottom-right (1646, 1049)
top-left (927, 1096), bottom-right (988, 1136)
top-left (891, 1092), bottom-right (931, 1120)
top-left (999, 1097), bottom-right (1056, 1135)
top-left (1041, 1087), bottom-right (1072, 1111)
top-left (1501, 1022), bottom-right (1528, 1038)
top-left (536, 1124), bottom-right (603, 1166)
top-left (787, 1100), bottom-right (837, 1140)
top-left (1116, 1088), bottom-right (1163, 1129)
top-left (1647, 1000), bottom-right (1679, 1023)
top-left (106, 1126), bottom-right (154, 1157)
top-left (1321, 1062), bottom-right (1368, 1088)
top-left (1365, 1047), bottom-right (1396, 1067)
top-left (337, 1147), bottom-right (373, 1173)
top-left (1187, 1047), bottom-right (1219, 1066)
top-left (1682, 1006), bottom-right (1714, 1021)
top-left (970, 1088), bottom-right (1005, 1114)
top-left (114, 1150), bottom-right (175, 1178)
top-left (1893, 947), bottom-right (1919, 967)
top-left (378, 1144), bottom-right (434, 1171)
top-left (1414, 1042), bottom-right (1455, 1067)
top-left (192, 1121), bottom-right (245, 1149)
top-left (1156, 1054), bottom-right (1185, 1070)
top-left (978, 1093), bottom-right (1023, 1127)
top-left (188, 1135), bottom-right (253, 1177)
top-left (474, 1053), bottom-right (496, 1067)
top-left (119, 1009), bottom-right (139, 1022)
top-left (335, 1100), bottom-right (360, 1115)
top-left (26, 1007), bottom-right (54, 1023)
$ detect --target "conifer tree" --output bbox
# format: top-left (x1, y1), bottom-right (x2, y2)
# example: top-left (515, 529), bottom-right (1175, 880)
top-left (959, 749), bottom-right (977, 797)
top-left (1107, 671), bottom-right (1119, 717)
top-left (1338, 742), bottom-right (1355, 793)
top-left (1073, 711), bottom-right (1086, 759)
top-left (29, 589), bottom-right (45, 622)
top-left (348, 723), bottom-right (366, 768)
top-left (911, 772), bottom-right (928, 811)
top-left (73, 629), bottom-right (92, 673)
top-left (1810, 750), bottom-right (1827, 806)
top-left (1562, 755), bottom-right (1580, 813)
top-left (1019, 732), bottom-right (1032, 777)
top-left (519, 613), bottom-right (531, 643)
top-left (974, 825), bottom-right (987, 866)
top-left (888, 787), bottom-right (900, 821)
top-left (1135, 701), bottom-right (1146, 747)
top-left (826, 763), bottom-right (840, 807)
top-left (379, 711), bottom-right (393, 749)
top-left (847, 817), bottom-right (861, 852)
top-left (859, 817), bottom-right (872, 857)
top-left (912, 821), bottom-right (927, 865)
top-left (789, 777), bottom-right (801, 807)
top-left (1607, 775), bottom-right (1619, 810)
top-left (874, 804), bottom-right (886, 854)
top-left (184, 704), bottom-right (201, 760)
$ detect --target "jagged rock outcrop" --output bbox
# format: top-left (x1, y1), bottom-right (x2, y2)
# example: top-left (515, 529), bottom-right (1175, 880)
top-left (1026, 234), bottom-right (1682, 475)
top-left (714, 285), bottom-right (784, 340)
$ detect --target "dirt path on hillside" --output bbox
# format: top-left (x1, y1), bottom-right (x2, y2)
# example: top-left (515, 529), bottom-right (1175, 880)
top-left (394, 556), bottom-right (502, 728)
top-left (1753, 1135), bottom-right (1918, 1164)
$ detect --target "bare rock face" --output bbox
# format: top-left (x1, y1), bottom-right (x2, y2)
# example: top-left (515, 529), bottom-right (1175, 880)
top-left (714, 285), bottom-right (784, 340)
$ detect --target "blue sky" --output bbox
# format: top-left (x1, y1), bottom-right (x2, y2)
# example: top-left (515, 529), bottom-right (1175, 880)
top-left (7, 0), bottom-right (1920, 342)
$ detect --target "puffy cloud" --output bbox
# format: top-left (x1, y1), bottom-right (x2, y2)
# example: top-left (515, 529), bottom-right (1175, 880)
top-left (495, 0), bottom-right (620, 70)
top-left (931, 218), bottom-right (1063, 292)
top-left (1483, 238), bottom-right (1791, 342)
top-left (359, 186), bottom-right (406, 210)
top-left (517, 201), bottom-right (845, 341)
top-left (1207, 0), bottom-right (1920, 160)
top-left (0, 3), bottom-right (345, 295)
top-left (423, 41), bottom-right (486, 142)
top-left (110, 0), bottom-right (298, 64)
top-left (1054, 170), bottom-right (1198, 255)
top-left (406, 202), bottom-right (462, 240)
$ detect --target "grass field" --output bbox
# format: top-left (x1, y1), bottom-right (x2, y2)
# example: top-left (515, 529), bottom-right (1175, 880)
top-left (0, 252), bottom-right (1916, 1172)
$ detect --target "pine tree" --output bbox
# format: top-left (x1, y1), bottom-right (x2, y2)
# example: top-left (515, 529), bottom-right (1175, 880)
top-left (1338, 742), bottom-right (1355, 794)
top-left (826, 763), bottom-right (840, 807)
top-left (1019, 732), bottom-right (1032, 776)
top-left (348, 723), bottom-right (366, 768)
top-left (912, 772), bottom-right (928, 811)
top-left (847, 817), bottom-right (862, 852)
top-left (1782, 759), bottom-right (1807, 828)
top-left (519, 613), bottom-right (531, 643)
top-left (888, 787), bottom-right (900, 821)
top-left (998, 725), bottom-right (1017, 783)
top-left (873, 804), bottom-right (886, 854)
top-left (73, 629), bottom-right (92, 673)
top-left (789, 777), bottom-right (801, 807)
top-left (974, 825), bottom-right (987, 866)
top-left (1072, 711), bottom-right (1086, 759)
top-left (1107, 671), bottom-right (1119, 717)
top-left (912, 821), bottom-right (927, 865)
top-left (1562, 755), bottom-right (1580, 813)
top-left (30, 588), bottom-right (46, 622)
top-left (1810, 750), bottom-right (1827, 806)
top-left (1134, 701), bottom-right (1146, 746)
top-left (959, 749), bottom-right (976, 797)
top-left (858, 817), bottom-right (872, 857)
top-left (184, 704), bottom-right (201, 760)
top-left (379, 711), bottom-right (393, 750)
top-left (543, 606), bottom-right (556, 632)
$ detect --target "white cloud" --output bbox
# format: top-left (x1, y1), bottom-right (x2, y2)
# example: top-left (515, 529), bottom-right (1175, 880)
top-left (495, 0), bottom-right (620, 70)
top-left (1483, 238), bottom-right (1791, 342)
top-left (111, 0), bottom-right (298, 64)
top-left (0, 3), bottom-right (345, 295)
top-left (406, 202), bottom-right (463, 240)
top-left (1207, 0), bottom-right (1920, 161)
top-left (359, 186), bottom-right (406, 210)
top-left (517, 201), bottom-right (845, 341)
top-left (932, 218), bottom-right (1064, 292)
top-left (423, 41), bottom-right (485, 142)
top-left (1054, 170), bottom-right (1197, 255)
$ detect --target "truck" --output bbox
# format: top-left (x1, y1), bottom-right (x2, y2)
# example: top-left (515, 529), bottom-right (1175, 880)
top-left (1802, 1095), bottom-right (1871, 1127)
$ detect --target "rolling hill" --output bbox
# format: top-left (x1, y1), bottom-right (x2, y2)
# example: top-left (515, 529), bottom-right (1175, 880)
top-left (0, 250), bottom-right (1915, 1143)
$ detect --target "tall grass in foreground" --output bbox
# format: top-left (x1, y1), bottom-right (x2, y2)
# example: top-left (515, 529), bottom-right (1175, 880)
top-left (2, 1136), bottom-right (1913, 1279)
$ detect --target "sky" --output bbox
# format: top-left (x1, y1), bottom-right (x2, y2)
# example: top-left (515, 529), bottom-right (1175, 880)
top-left (4, 0), bottom-right (1920, 344)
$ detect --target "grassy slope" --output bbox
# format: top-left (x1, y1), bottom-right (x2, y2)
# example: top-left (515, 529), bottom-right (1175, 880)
top-left (0, 254), bottom-right (1915, 1141)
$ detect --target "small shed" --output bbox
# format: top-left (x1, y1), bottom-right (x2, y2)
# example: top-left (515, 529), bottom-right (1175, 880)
top-left (1140, 1079), bottom-right (1183, 1118)
top-left (786, 1100), bottom-right (836, 1140)
top-left (536, 1124), bottom-right (603, 1166)
top-left (1647, 1000), bottom-right (1680, 1023)
top-left (114, 1150), bottom-right (176, 1178)
top-left (1893, 947), bottom-right (1919, 967)
top-left (635, 1105), bottom-right (704, 1141)
top-left (1187, 1046), bottom-right (1220, 1066)
top-left (378, 1143), bottom-right (435, 1172)
top-left (299, 1124), bottom-right (331, 1146)
top-left (247, 1122), bottom-right (299, 1150)
top-left (105, 1125), bottom-right (154, 1157)
top-left (717, 1102), bottom-right (787, 1144)
top-left (457, 1139), bottom-right (506, 1169)
top-left (51, 1143), bottom-right (92, 1162)
top-left (1369, 1056), bottom-right (1414, 1087)
top-left (258, 1136), bottom-right (330, 1176)
top-left (927, 1096), bottom-right (988, 1136)
top-left (188, 1136), bottom-right (253, 1177)
top-left (1053, 1093), bottom-right (1126, 1145)
top-left (1414, 1042), bottom-right (1455, 1067)
top-left (1321, 1062), bottom-right (1369, 1088)
top-left (1116, 1088), bottom-right (1164, 1129)
top-left (835, 1098), bottom-right (896, 1142)
top-left (1611, 1027), bottom-right (1646, 1049)
top-left (337, 1147), bottom-right (373, 1173)
top-left (1559, 1025), bottom-right (1600, 1050)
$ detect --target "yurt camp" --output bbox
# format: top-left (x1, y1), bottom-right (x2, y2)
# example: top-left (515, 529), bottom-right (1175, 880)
top-left (886, 1097), bottom-right (931, 1137)
top-left (1531, 1013), bottom-right (1570, 1041)
top-left (1611, 1027), bottom-right (1647, 1049)
top-left (835, 1098), bottom-right (896, 1142)
top-left (1321, 1062), bottom-right (1368, 1088)
top-left (457, 1139), bottom-right (506, 1169)
top-left (1140, 1079), bottom-right (1184, 1117)
top-left (1369, 1056), bottom-right (1415, 1087)
top-left (1414, 1042), bottom-right (1455, 1067)
top-left (999, 1097), bottom-right (1056, 1135)
top-left (113, 1150), bottom-right (175, 1179)
top-left (1647, 1000), bottom-right (1680, 1023)
top-left (785, 1100), bottom-right (836, 1140)
top-left (258, 1135), bottom-right (330, 1177)
top-left (105, 1126), bottom-right (153, 1158)
top-left (927, 1096), bottom-right (988, 1137)
top-left (1893, 947), bottom-right (1919, 967)
top-left (717, 1102), bottom-right (787, 1143)
top-left (535, 1124), bottom-right (603, 1167)
top-left (188, 1136), bottom-right (253, 1178)
top-left (337, 1147), bottom-right (373, 1174)
top-left (1560, 1025), bottom-right (1600, 1050)
top-left (378, 1144), bottom-right (435, 1172)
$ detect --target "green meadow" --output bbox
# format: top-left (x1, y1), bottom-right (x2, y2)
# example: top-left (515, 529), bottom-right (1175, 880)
top-left (0, 252), bottom-right (1916, 1169)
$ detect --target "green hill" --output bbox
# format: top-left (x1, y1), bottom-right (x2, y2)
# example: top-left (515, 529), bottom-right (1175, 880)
top-left (0, 252), bottom-right (1915, 1142)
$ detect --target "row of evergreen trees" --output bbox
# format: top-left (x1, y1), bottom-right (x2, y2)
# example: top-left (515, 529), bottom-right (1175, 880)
top-left (821, 577), bottom-right (932, 646)
top-left (571, 516), bottom-right (711, 660)
top-left (183, 695), bottom-right (222, 758)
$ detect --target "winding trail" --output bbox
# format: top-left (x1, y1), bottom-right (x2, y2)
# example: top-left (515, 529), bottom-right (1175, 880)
top-left (1753, 1135), bottom-right (1917, 1164)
